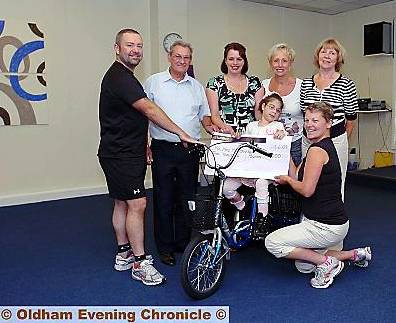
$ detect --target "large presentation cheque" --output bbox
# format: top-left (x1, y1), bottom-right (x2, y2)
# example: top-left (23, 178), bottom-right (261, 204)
top-left (204, 134), bottom-right (292, 179)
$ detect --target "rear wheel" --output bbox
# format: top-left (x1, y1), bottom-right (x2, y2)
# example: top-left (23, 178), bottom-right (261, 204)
top-left (180, 233), bottom-right (226, 299)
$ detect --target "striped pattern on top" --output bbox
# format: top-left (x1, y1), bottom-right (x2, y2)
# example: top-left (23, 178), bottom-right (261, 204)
top-left (300, 75), bottom-right (358, 134)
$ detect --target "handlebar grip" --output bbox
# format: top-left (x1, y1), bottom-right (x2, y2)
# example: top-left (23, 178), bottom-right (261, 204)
top-left (249, 143), bottom-right (273, 158)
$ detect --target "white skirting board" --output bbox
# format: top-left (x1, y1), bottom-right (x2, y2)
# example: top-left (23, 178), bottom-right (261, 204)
top-left (0, 179), bottom-right (153, 207)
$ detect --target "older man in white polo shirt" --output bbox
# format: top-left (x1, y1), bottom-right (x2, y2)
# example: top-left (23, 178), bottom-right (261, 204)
top-left (144, 40), bottom-right (215, 266)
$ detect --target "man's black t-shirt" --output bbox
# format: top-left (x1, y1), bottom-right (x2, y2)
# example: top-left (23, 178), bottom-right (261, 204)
top-left (98, 61), bottom-right (148, 158)
top-left (298, 137), bottom-right (347, 225)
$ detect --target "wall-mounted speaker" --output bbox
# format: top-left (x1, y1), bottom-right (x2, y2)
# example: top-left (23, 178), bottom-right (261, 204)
top-left (363, 21), bottom-right (393, 56)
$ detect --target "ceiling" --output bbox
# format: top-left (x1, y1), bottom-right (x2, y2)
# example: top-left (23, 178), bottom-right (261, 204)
top-left (240, 0), bottom-right (395, 15)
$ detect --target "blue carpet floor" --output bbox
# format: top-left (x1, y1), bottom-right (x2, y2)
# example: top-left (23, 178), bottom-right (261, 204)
top-left (1, 180), bottom-right (395, 322)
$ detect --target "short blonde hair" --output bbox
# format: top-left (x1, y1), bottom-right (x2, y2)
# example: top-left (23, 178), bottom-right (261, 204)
top-left (268, 43), bottom-right (296, 63)
top-left (314, 38), bottom-right (346, 72)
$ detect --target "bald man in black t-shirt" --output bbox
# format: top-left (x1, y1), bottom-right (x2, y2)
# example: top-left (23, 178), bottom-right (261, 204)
top-left (98, 29), bottom-right (196, 286)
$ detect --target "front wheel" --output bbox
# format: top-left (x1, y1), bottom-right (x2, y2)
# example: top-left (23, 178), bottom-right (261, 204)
top-left (180, 233), bottom-right (226, 299)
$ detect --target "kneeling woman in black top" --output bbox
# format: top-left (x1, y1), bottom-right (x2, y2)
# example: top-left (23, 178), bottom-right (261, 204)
top-left (265, 102), bottom-right (371, 289)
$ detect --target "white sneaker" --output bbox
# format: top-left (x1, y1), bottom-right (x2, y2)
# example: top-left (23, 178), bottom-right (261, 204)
top-left (310, 256), bottom-right (344, 289)
top-left (353, 247), bottom-right (372, 268)
top-left (114, 253), bottom-right (153, 271)
top-left (131, 258), bottom-right (166, 286)
top-left (295, 260), bottom-right (316, 274)
top-left (114, 253), bottom-right (134, 271)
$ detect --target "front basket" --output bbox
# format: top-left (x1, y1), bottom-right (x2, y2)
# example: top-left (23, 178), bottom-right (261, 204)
top-left (188, 194), bottom-right (217, 231)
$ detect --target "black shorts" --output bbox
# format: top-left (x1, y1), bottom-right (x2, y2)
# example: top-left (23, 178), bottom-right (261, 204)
top-left (99, 157), bottom-right (147, 200)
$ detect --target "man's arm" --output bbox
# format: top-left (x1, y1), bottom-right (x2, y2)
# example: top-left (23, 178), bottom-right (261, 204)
top-left (133, 97), bottom-right (198, 144)
top-left (201, 116), bottom-right (218, 135)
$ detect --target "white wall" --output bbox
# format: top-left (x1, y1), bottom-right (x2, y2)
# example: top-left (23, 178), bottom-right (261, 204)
top-left (155, 0), bottom-right (331, 141)
top-left (0, 0), bottom-right (151, 205)
top-left (154, 0), bottom-right (331, 83)
top-left (331, 1), bottom-right (396, 168)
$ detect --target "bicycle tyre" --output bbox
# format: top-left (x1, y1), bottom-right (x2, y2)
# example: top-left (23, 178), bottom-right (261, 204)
top-left (180, 233), bottom-right (226, 299)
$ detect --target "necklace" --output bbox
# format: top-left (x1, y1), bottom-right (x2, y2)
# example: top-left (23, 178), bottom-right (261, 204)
top-left (225, 75), bottom-right (245, 93)
top-left (271, 76), bottom-right (295, 96)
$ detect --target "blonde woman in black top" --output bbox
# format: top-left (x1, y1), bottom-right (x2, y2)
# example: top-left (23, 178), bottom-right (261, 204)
top-left (265, 102), bottom-right (371, 289)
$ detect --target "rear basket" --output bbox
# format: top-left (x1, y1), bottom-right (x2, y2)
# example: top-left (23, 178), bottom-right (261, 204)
top-left (268, 183), bottom-right (301, 219)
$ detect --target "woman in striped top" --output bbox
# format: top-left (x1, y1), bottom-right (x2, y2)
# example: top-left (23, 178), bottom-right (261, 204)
top-left (300, 38), bottom-right (358, 199)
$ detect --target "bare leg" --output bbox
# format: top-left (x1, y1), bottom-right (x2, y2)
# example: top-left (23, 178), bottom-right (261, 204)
top-left (326, 249), bottom-right (355, 261)
top-left (229, 192), bottom-right (242, 204)
top-left (112, 199), bottom-right (134, 258)
top-left (286, 247), bottom-right (327, 265)
top-left (112, 199), bottom-right (129, 245)
top-left (126, 197), bottom-right (147, 257)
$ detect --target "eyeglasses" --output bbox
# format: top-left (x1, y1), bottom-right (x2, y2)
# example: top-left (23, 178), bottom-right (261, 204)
top-left (172, 54), bottom-right (191, 62)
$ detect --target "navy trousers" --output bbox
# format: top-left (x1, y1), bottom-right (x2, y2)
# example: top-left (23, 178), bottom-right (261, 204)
top-left (151, 139), bottom-right (200, 254)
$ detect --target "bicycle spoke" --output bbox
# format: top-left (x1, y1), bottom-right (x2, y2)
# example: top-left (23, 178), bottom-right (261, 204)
top-left (186, 240), bottom-right (223, 293)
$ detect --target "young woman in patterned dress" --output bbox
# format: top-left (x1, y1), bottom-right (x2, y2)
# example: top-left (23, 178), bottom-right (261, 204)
top-left (206, 42), bottom-right (264, 135)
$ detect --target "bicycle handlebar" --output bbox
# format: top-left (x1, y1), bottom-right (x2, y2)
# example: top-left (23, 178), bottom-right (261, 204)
top-left (247, 140), bottom-right (273, 158)
top-left (203, 139), bottom-right (273, 172)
